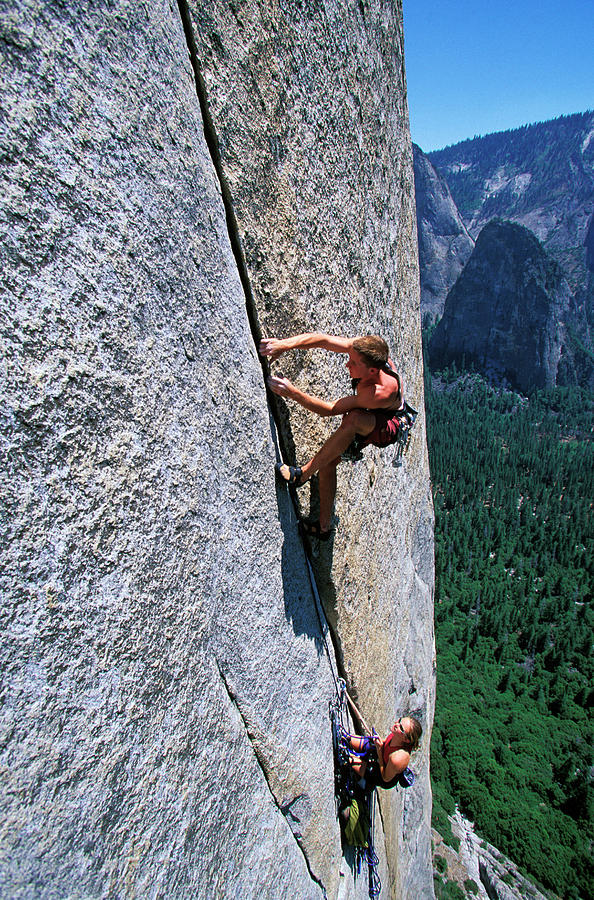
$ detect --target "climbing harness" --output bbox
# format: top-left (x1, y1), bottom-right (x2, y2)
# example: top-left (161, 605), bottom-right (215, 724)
top-left (341, 401), bottom-right (417, 466)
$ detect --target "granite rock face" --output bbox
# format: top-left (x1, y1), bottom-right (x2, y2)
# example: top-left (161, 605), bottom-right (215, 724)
top-left (1, 1), bottom-right (434, 898)
top-left (413, 144), bottom-right (474, 321)
top-left (429, 220), bottom-right (574, 393)
top-left (186, 3), bottom-right (435, 896)
top-left (417, 115), bottom-right (594, 390)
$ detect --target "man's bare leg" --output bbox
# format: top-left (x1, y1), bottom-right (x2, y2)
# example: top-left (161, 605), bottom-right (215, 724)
top-left (277, 410), bottom-right (376, 531)
top-left (299, 409), bottom-right (376, 481)
top-left (318, 461), bottom-right (338, 533)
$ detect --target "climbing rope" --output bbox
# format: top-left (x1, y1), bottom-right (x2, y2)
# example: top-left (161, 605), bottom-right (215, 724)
top-left (275, 451), bottom-right (386, 898)
top-left (268, 407), bottom-right (385, 897)
top-left (266, 399), bottom-right (344, 704)
top-left (330, 679), bottom-right (382, 899)
top-left (303, 551), bottom-right (342, 699)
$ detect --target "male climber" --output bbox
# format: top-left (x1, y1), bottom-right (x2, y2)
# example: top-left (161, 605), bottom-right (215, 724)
top-left (259, 332), bottom-right (405, 540)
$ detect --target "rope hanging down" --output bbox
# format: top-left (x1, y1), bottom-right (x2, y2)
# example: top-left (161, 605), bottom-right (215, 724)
top-left (269, 417), bottom-right (399, 899)
top-left (303, 551), bottom-right (342, 699)
top-left (281, 474), bottom-right (381, 895)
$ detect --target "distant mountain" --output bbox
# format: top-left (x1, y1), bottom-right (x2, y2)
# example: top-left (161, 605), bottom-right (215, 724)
top-left (428, 220), bottom-right (580, 393)
top-left (427, 111), bottom-right (594, 294)
top-left (413, 144), bottom-right (474, 320)
top-left (415, 113), bottom-right (594, 389)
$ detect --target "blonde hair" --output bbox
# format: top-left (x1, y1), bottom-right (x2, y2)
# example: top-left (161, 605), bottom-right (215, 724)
top-left (405, 717), bottom-right (422, 752)
top-left (352, 335), bottom-right (389, 369)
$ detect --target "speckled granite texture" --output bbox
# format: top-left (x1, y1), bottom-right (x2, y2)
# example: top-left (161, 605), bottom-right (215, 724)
top-left (0, 1), bottom-right (434, 897)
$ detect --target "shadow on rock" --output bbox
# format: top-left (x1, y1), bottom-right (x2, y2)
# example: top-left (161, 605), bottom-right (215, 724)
top-left (274, 475), bottom-right (345, 676)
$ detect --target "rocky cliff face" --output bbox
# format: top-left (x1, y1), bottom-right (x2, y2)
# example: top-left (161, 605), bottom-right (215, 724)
top-left (413, 145), bottom-right (474, 321)
top-left (428, 112), bottom-right (594, 296)
top-left (586, 213), bottom-right (594, 272)
top-left (0, 2), bottom-right (434, 899)
top-left (433, 811), bottom-right (560, 900)
top-left (417, 115), bottom-right (594, 389)
top-left (429, 220), bottom-right (574, 393)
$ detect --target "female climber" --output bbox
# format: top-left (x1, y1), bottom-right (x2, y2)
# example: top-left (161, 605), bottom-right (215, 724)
top-left (344, 715), bottom-right (422, 789)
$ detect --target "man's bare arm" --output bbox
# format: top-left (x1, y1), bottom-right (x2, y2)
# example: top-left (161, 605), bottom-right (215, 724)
top-left (267, 376), bottom-right (361, 417)
top-left (260, 332), bottom-right (353, 360)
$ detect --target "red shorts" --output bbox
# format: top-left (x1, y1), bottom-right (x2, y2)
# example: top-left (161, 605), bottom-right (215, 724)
top-left (361, 409), bottom-right (406, 448)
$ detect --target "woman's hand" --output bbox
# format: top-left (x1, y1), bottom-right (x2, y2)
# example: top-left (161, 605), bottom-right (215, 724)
top-left (267, 375), bottom-right (296, 399)
top-left (259, 337), bottom-right (287, 360)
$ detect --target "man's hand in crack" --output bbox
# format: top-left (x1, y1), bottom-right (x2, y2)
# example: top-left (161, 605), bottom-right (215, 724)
top-left (266, 374), bottom-right (296, 399)
top-left (259, 337), bottom-right (289, 361)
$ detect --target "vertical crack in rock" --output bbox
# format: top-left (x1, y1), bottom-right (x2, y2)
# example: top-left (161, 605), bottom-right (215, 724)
top-left (176, 1), bottom-right (276, 398)
top-left (214, 659), bottom-right (328, 898)
top-left (177, 0), bottom-right (350, 770)
top-left (176, 0), bottom-right (343, 777)
top-left (173, 5), bottom-right (349, 670)
top-left (175, 6), bottom-right (391, 888)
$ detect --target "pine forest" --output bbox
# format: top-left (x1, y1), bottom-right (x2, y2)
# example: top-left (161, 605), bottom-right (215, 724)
top-left (425, 348), bottom-right (594, 900)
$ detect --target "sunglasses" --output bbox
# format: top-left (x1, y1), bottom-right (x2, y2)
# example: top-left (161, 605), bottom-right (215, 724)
top-left (394, 718), bottom-right (408, 736)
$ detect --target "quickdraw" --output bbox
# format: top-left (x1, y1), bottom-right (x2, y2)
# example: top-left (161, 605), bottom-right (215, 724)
top-left (391, 402), bottom-right (418, 468)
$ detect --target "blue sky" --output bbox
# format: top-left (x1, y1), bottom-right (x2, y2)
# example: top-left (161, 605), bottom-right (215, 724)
top-left (403, 0), bottom-right (594, 152)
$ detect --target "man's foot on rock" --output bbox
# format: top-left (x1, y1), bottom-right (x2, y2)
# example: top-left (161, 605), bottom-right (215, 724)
top-left (275, 462), bottom-right (307, 487)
